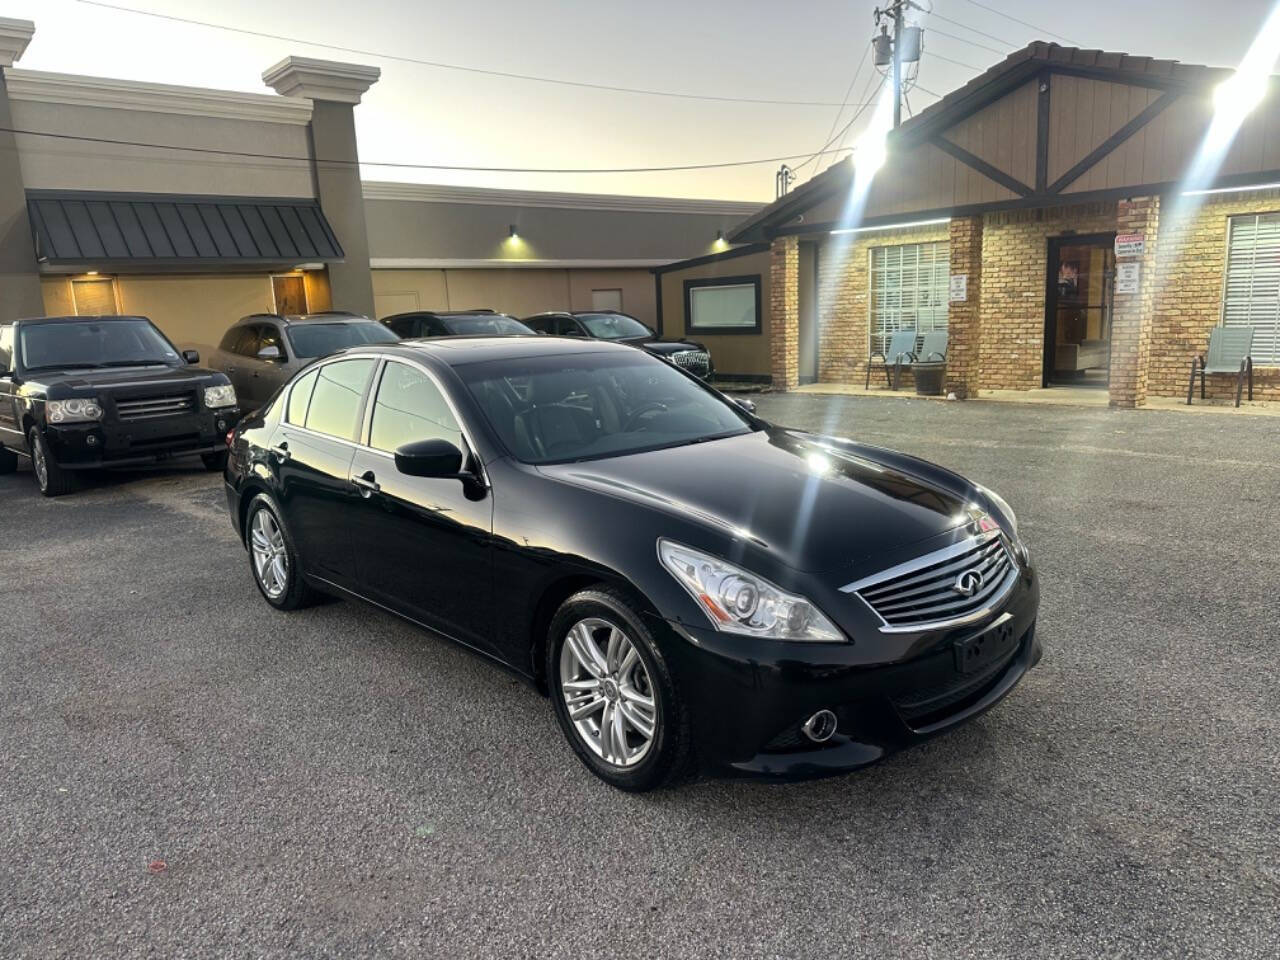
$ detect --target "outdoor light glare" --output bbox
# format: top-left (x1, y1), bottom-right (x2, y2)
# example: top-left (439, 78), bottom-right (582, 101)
top-left (508, 224), bottom-right (518, 238)
top-left (1214, 71), bottom-right (1269, 127)
top-left (854, 128), bottom-right (889, 176)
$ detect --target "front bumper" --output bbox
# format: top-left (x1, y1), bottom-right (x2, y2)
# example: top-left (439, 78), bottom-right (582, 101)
top-left (657, 570), bottom-right (1041, 781)
top-left (44, 407), bottom-right (238, 469)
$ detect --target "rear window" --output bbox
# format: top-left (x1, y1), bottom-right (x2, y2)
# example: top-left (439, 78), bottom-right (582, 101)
top-left (303, 359), bottom-right (375, 439)
top-left (286, 321), bottom-right (398, 359)
top-left (440, 315), bottom-right (533, 336)
top-left (287, 368), bottom-right (318, 424)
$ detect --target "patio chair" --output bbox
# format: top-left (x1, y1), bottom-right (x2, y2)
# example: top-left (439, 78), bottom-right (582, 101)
top-left (866, 330), bottom-right (920, 390)
top-left (1187, 327), bottom-right (1254, 407)
top-left (917, 330), bottom-right (949, 363)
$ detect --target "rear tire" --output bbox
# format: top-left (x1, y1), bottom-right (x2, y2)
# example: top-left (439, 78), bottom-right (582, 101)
top-left (0, 446), bottom-right (17, 475)
top-left (245, 492), bottom-right (316, 611)
top-left (201, 450), bottom-right (229, 472)
top-left (547, 586), bottom-right (695, 792)
top-left (29, 428), bottom-right (76, 497)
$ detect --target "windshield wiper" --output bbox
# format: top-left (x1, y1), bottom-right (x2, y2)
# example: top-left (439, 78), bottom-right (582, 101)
top-left (98, 360), bottom-right (173, 367)
top-left (23, 362), bottom-right (104, 372)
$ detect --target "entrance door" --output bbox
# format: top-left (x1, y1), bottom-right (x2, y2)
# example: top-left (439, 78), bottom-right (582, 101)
top-left (798, 241), bottom-right (819, 384)
top-left (1044, 234), bottom-right (1115, 387)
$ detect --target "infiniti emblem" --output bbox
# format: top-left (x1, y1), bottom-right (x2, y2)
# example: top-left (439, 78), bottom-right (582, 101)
top-left (953, 568), bottom-right (985, 597)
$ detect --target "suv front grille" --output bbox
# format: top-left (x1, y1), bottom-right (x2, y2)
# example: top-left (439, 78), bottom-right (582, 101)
top-left (842, 530), bottom-right (1017, 631)
top-left (115, 393), bottom-right (195, 421)
top-left (670, 350), bottom-right (711, 377)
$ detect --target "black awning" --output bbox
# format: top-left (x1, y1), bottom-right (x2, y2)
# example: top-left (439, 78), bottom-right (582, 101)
top-left (27, 191), bottom-right (345, 267)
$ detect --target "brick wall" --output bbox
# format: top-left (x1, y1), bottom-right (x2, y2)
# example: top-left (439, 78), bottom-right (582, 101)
top-left (815, 222), bottom-right (951, 386)
top-left (1148, 190), bottom-right (1280, 402)
top-left (946, 215), bottom-right (983, 398)
top-left (1109, 196), bottom-right (1160, 407)
top-left (770, 236), bottom-right (799, 390)
top-left (978, 202), bottom-right (1119, 391)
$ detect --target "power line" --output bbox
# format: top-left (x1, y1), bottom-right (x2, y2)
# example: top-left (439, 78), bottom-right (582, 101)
top-left (75, 0), bottom-right (874, 109)
top-left (810, 40), bottom-right (873, 173)
top-left (925, 26), bottom-right (1007, 57)
top-left (926, 11), bottom-right (1017, 49)
top-left (924, 50), bottom-right (988, 73)
top-left (0, 124), bottom-right (857, 174)
top-left (799, 75), bottom-right (890, 176)
top-left (953, 0), bottom-right (1077, 45)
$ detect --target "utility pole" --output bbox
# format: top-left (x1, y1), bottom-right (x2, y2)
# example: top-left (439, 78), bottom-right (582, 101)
top-left (873, 2), bottom-right (922, 128)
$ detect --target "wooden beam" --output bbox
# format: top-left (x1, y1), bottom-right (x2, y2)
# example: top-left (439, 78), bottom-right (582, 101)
top-left (1036, 73), bottom-right (1051, 193)
top-left (930, 135), bottom-right (1034, 197)
top-left (1047, 90), bottom-right (1181, 194)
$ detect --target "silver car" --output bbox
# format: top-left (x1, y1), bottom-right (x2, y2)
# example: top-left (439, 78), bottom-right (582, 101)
top-left (210, 312), bottom-right (399, 410)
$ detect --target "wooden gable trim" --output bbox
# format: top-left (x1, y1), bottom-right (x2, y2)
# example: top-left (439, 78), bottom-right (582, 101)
top-left (1046, 89), bottom-right (1181, 194)
top-left (930, 135), bottom-right (1034, 197)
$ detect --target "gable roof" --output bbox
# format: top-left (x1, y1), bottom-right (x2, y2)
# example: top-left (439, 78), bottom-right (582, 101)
top-left (730, 41), bottom-right (1240, 243)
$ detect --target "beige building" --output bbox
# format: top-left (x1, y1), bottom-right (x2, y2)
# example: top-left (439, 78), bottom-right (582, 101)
top-left (659, 42), bottom-right (1280, 402)
top-left (0, 16), bottom-right (758, 361)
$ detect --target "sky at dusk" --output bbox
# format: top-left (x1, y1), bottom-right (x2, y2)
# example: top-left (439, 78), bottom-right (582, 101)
top-left (3, 0), bottom-right (1278, 201)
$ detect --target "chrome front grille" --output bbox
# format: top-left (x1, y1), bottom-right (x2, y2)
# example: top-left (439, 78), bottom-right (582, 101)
top-left (842, 530), bottom-right (1017, 632)
top-left (670, 350), bottom-right (711, 377)
top-left (114, 393), bottom-right (195, 421)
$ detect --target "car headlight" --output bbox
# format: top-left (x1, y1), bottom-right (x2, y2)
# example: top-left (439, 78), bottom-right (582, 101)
top-left (657, 539), bottom-right (844, 642)
top-left (977, 485), bottom-right (1018, 536)
top-left (46, 398), bottom-right (103, 423)
top-left (204, 384), bottom-right (237, 408)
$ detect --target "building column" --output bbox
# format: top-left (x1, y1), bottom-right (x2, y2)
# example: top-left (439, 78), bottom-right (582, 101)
top-left (0, 18), bottom-right (44, 320)
top-left (263, 57), bottom-right (380, 318)
top-left (1109, 195), bottom-right (1160, 408)
top-left (770, 235), bottom-right (799, 390)
top-left (945, 214), bottom-right (983, 399)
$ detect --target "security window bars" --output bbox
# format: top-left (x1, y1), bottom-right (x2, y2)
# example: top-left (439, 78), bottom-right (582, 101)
top-left (869, 242), bottom-right (948, 358)
top-left (1222, 213), bottom-right (1280, 364)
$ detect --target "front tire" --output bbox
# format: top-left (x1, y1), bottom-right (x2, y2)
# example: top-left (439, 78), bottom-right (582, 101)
top-left (29, 428), bottom-right (76, 497)
top-left (245, 493), bottom-right (316, 610)
top-left (547, 587), bottom-right (694, 792)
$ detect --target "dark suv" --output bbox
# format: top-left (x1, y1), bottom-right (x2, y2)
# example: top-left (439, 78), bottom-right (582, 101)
top-left (0, 315), bottom-right (240, 496)
top-left (381, 310), bottom-right (535, 338)
top-left (523, 311), bottom-right (713, 380)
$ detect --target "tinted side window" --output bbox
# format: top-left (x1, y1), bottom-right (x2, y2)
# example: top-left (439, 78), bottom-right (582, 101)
top-left (0, 324), bottom-right (12, 370)
top-left (557, 318), bottom-right (583, 336)
top-left (286, 368), bottom-right (318, 424)
top-left (304, 358), bottom-right (375, 440)
top-left (257, 324), bottom-right (285, 359)
top-left (526, 316), bottom-right (551, 334)
top-left (218, 326), bottom-right (241, 351)
top-left (369, 361), bottom-right (462, 454)
top-left (232, 326), bottom-right (261, 357)
top-left (387, 318), bottom-right (414, 337)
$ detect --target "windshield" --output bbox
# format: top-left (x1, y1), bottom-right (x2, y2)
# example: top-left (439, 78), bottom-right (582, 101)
top-left (460, 350), bottom-right (752, 465)
top-left (286, 321), bottom-right (398, 358)
top-left (576, 313), bottom-right (653, 340)
top-left (19, 318), bottom-right (182, 371)
top-left (441, 315), bottom-right (534, 336)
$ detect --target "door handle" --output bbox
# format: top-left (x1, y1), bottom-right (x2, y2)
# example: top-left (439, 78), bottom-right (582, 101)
top-left (269, 441), bottom-right (290, 461)
top-left (351, 471), bottom-right (380, 497)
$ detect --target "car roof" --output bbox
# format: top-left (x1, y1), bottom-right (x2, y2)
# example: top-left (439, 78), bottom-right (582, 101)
top-left (16, 315), bottom-right (152, 325)
top-left (336, 335), bottom-right (637, 367)
top-left (234, 312), bottom-right (371, 326)
top-left (383, 310), bottom-right (506, 321)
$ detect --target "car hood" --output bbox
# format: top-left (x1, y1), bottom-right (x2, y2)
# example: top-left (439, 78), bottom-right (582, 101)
top-left (538, 428), bottom-right (978, 574)
top-left (635, 338), bottom-right (707, 356)
top-left (34, 364), bottom-right (228, 396)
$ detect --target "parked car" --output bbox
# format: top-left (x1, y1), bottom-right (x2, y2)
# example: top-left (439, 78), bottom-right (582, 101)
top-left (224, 336), bottom-right (1040, 791)
top-left (524, 311), bottom-right (714, 380)
top-left (0, 315), bottom-right (240, 496)
top-left (211, 312), bottom-right (399, 411)
top-left (381, 310), bottom-right (535, 338)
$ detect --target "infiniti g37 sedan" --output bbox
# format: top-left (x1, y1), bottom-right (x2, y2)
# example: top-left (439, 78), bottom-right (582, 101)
top-left (224, 336), bottom-right (1040, 791)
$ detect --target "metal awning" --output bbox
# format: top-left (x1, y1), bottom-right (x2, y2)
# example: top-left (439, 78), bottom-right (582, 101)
top-left (27, 191), bottom-right (344, 268)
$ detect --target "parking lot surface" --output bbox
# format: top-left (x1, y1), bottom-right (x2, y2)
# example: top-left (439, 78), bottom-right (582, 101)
top-left (2, 395), bottom-right (1277, 959)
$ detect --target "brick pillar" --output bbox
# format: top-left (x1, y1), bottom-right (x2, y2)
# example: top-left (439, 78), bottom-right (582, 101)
top-left (945, 215), bottom-right (983, 399)
top-left (1109, 196), bottom-right (1160, 408)
top-left (770, 236), bottom-right (799, 390)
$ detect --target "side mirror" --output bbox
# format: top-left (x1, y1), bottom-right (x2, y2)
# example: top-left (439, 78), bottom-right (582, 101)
top-left (733, 396), bottom-right (757, 414)
top-left (182, 350), bottom-right (200, 364)
top-left (257, 345), bottom-right (282, 362)
top-left (395, 438), bottom-right (464, 478)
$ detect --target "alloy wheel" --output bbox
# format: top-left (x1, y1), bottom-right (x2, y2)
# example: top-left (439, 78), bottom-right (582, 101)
top-left (559, 617), bottom-right (658, 767)
top-left (250, 508), bottom-right (289, 600)
top-left (32, 436), bottom-right (48, 490)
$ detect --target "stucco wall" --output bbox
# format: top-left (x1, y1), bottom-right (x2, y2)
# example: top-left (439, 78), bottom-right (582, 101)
top-left (656, 249), bottom-right (772, 379)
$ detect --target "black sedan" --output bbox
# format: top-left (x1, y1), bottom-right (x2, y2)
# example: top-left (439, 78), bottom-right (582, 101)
top-left (224, 337), bottom-right (1039, 790)
top-left (523, 311), bottom-right (713, 380)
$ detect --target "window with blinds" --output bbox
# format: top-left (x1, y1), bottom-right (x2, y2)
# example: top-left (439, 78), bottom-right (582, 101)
top-left (869, 241), bottom-right (949, 357)
top-left (1222, 213), bottom-right (1280, 364)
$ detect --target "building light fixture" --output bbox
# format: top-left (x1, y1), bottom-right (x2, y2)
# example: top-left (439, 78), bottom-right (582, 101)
top-left (1182, 180), bottom-right (1280, 198)
top-left (86, 270), bottom-right (99, 276)
top-left (508, 224), bottom-right (519, 239)
top-left (713, 229), bottom-right (728, 250)
top-left (830, 216), bottom-right (951, 236)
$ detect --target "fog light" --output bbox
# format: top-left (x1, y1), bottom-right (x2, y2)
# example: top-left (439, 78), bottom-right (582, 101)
top-left (85, 434), bottom-right (99, 446)
top-left (217, 418), bottom-right (227, 432)
top-left (802, 709), bottom-right (838, 743)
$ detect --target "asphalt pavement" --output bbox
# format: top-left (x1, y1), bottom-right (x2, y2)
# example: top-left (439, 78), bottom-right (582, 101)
top-left (1, 395), bottom-right (1276, 959)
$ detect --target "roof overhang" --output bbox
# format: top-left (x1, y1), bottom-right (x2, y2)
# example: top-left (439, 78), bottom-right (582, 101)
top-left (28, 191), bottom-right (344, 271)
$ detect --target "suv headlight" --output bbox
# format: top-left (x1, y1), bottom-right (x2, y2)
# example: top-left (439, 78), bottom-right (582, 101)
top-left (204, 384), bottom-right (237, 408)
top-left (46, 398), bottom-right (103, 423)
top-left (658, 539), bottom-right (844, 642)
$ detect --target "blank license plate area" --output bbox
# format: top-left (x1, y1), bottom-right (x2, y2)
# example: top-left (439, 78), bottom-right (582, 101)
top-left (953, 619), bottom-right (1018, 675)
